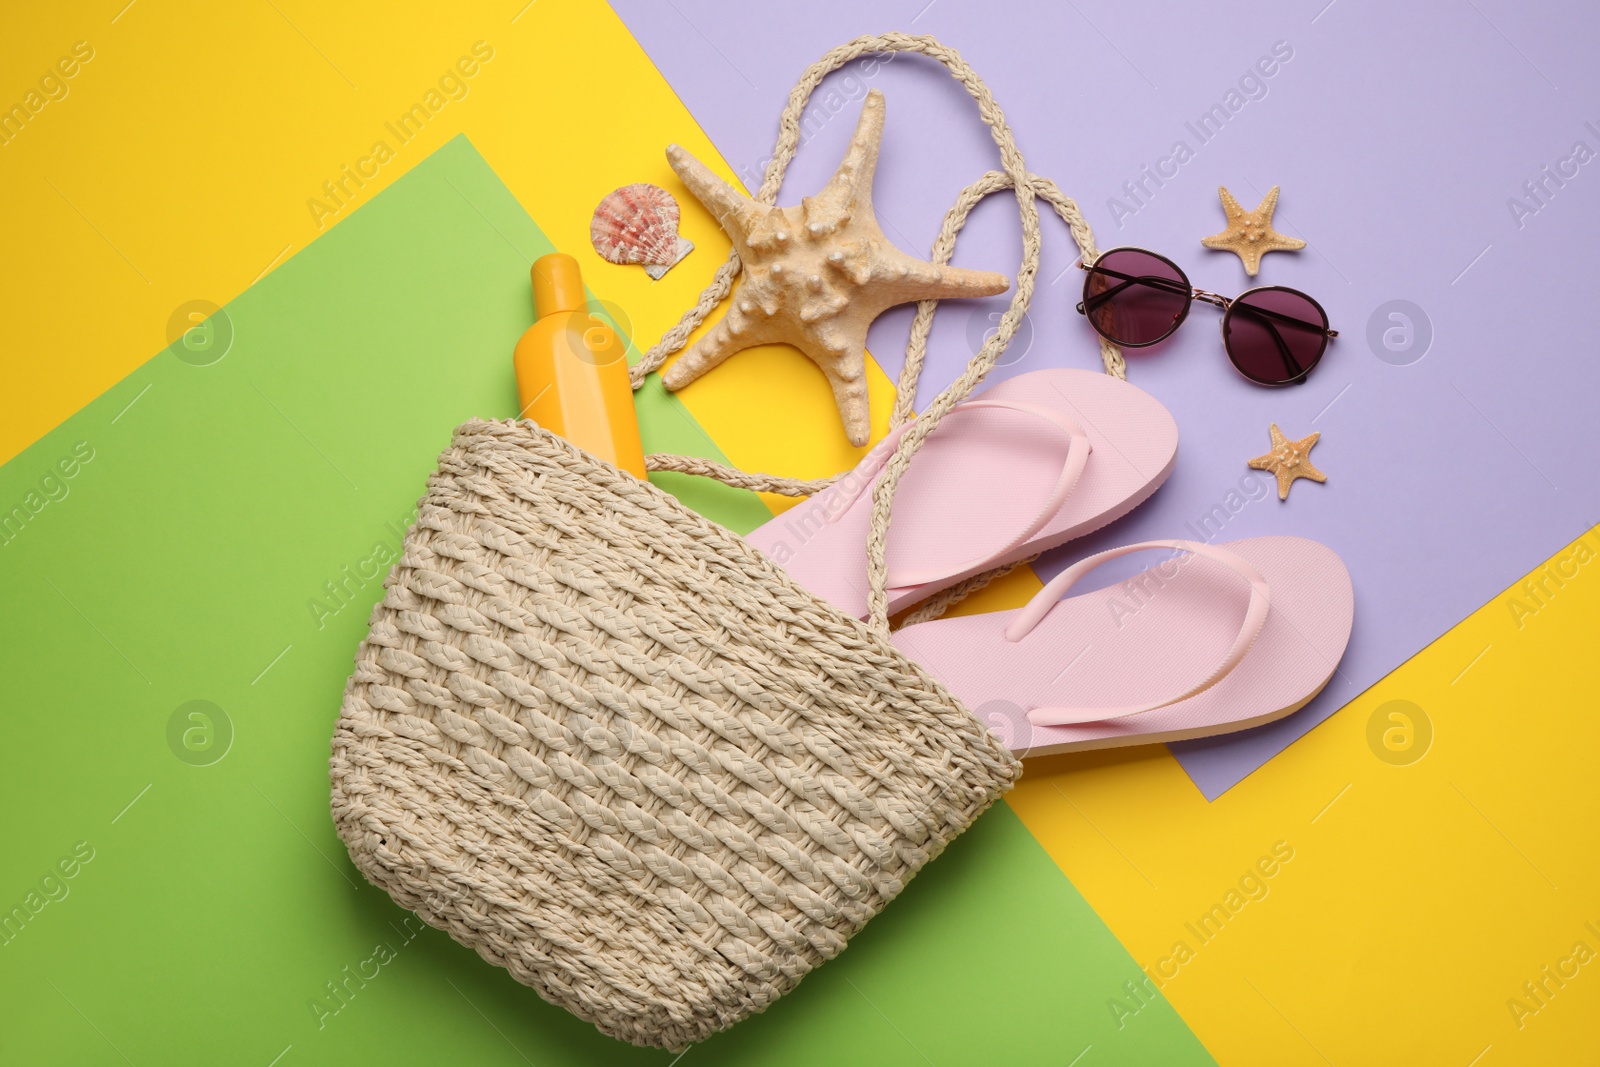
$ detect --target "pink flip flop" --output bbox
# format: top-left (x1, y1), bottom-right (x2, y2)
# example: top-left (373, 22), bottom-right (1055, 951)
top-left (747, 368), bottom-right (1178, 619)
top-left (889, 536), bottom-right (1354, 757)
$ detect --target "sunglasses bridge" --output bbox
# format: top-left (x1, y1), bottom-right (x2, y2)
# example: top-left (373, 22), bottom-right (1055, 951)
top-left (1190, 288), bottom-right (1232, 310)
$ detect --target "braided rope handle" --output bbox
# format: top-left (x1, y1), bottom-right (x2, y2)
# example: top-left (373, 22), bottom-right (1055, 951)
top-left (644, 453), bottom-right (836, 496)
top-left (889, 169), bottom-right (1125, 430)
top-left (895, 552), bottom-right (1041, 629)
top-left (634, 33), bottom-right (1121, 633)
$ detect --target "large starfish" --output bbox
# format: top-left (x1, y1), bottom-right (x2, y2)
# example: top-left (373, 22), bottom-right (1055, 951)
top-left (662, 90), bottom-right (1011, 446)
top-left (1200, 186), bottom-right (1306, 276)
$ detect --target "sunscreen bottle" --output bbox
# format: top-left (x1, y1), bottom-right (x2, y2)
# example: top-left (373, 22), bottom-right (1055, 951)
top-left (513, 254), bottom-right (646, 478)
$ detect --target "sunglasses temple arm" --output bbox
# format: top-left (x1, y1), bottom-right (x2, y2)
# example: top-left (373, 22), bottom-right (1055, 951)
top-left (1081, 276), bottom-right (1140, 312)
top-left (1259, 316), bottom-right (1306, 381)
top-left (1080, 270), bottom-right (1192, 314)
top-left (1238, 302), bottom-right (1338, 338)
top-left (1091, 266), bottom-right (1192, 296)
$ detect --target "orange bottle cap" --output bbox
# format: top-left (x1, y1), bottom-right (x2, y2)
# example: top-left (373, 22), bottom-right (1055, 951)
top-left (532, 253), bottom-right (586, 318)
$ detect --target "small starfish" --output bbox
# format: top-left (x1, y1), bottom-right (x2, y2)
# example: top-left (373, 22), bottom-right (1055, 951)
top-left (662, 90), bottom-right (1010, 446)
top-left (1248, 423), bottom-right (1326, 500)
top-left (1201, 186), bottom-right (1306, 276)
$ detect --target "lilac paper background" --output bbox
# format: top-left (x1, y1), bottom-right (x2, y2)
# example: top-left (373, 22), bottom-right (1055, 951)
top-left (609, 0), bottom-right (1600, 797)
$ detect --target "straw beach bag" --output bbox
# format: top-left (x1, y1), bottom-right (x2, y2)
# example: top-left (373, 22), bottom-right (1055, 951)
top-left (329, 34), bottom-right (1121, 1050)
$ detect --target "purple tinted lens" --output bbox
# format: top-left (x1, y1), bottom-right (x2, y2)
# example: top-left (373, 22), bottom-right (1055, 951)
top-left (1083, 249), bottom-right (1190, 346)
top-left (1224, 288), bottom-right (1329, 384)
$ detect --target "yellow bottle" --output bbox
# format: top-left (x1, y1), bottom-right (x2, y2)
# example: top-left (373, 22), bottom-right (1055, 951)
top-left (513, 253), bottom-right (646, 478)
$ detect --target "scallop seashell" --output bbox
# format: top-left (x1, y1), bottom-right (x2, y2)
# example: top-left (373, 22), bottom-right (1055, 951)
top-left (590, 184), bottom-right (693, 277)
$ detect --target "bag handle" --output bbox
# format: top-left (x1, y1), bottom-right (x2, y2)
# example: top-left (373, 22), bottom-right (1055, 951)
top-left (632, 33), bottom-right (1122, 634)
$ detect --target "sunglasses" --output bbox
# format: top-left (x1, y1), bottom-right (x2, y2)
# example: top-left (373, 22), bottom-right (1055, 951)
top-left (1076, 247), bottom-right (1338, 386)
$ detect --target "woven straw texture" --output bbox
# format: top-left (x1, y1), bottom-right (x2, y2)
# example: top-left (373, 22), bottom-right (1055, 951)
top-left (329, 420), bottom-right (1022, 1049)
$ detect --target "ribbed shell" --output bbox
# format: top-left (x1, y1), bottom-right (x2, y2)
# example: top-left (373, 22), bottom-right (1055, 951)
top-left (590, 183), bottom-right (683, 266)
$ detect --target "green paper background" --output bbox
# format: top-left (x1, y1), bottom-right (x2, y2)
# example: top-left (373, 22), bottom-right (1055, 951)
top-left (0, 136), bottom-right (1213, 1065)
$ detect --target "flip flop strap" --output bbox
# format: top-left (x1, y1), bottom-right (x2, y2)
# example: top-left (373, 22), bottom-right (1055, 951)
top-left (1010, 540), bottom-right (1272, 727)
top-left (821, 397), bottom-right (1090, 587)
